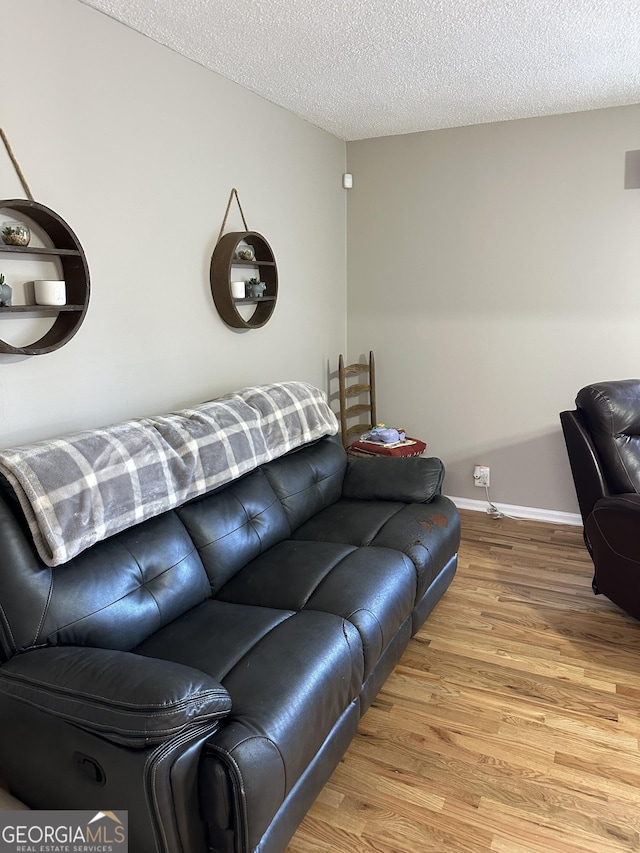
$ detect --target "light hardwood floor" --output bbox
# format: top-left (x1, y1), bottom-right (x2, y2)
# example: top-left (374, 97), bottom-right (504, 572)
top-left (288, 509), bottom-right (640, 853)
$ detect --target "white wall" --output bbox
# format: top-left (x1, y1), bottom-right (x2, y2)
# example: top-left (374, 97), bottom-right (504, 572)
top-left (0, 0), bottom-right (347, 447)
top-left (347, 106), bottom-right (640, 513)
top-left (4, 2), bottom-right (637, 517)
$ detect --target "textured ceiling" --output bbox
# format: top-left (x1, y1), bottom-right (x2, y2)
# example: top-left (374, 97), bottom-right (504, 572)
top-left (80, 0), bottom-right (640, 141)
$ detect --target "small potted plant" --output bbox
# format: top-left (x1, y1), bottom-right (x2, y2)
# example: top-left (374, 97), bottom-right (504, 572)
top-left (236, 245), bottom-right (255, 261)
top-left (245, 277), bottom-right (266, 298)
top-left (0, 274), bottom-right (13, 306)
top-left (1, 222), bottom-right (30, 247)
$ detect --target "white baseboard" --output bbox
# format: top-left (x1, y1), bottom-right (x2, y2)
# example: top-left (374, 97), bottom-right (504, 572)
top-left (448, 495), bottom-right (582, 527)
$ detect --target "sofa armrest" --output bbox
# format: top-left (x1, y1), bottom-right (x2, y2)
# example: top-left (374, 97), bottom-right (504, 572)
top-left (0, 646), bottom-right (231, 748)
top-left (342, 455), bottom-right (445, 503)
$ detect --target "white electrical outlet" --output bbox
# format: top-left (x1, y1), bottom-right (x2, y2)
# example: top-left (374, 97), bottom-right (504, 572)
top-left (473, 465), bottom-right (490, 487)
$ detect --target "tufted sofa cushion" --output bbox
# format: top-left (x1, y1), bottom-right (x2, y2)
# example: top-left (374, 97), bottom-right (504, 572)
top-left (0, 507), bottom-right (210, 656)
top-left (259, 435), bottom-right (347, 530)
top-left (177, 469), bottom-right (290, 593)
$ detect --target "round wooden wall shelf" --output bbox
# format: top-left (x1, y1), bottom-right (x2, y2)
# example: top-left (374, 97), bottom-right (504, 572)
top-left (210, 230), bottom-right (278, 329)
top-left (0, 199), bottom-right (90, 355)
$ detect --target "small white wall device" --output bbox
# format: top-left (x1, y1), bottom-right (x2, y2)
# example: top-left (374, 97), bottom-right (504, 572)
top-left (473, 465), bottom-right (490, 487)
top-left (342, 173), bottom-right (353, 189)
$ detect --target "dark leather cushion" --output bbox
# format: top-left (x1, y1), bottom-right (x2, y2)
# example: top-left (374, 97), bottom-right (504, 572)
top-left (260, 435), bottom-right (347, 531)
top-left (292, 495), bottom-right (460, 602)
top-left (0, 646), bottom-right (231, 747)
top-left (177, 469), bottom-right (290, 593)
top-left (215, 540), bottom-right (416, 679)
top-left (587, 493), bottom-right (640, 619)
top-left (576, 380), bottom-right (640, 494)
top-left (342, 456), bottom-right (444, 502)
top-left (369, 496), bottom-right (461, 600)
top-left (5, 511), bottom-right (211, 654)
top-left (134, 600), bottom-right (363, 849)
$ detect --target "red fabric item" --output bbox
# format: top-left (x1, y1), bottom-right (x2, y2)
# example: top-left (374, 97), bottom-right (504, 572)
top-left (348, 437), bottom-right (427, 457)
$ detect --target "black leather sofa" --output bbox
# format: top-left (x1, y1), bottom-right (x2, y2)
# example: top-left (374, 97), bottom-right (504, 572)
top-left (0, 430), bottom-right (459, 852)
top-left (561, 379), bottom-right (640, 620)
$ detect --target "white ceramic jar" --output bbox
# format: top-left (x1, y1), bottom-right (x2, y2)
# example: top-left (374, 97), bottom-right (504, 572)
top-left (230, 281), bottom-right (246, 299)
top-left (34, 280), bottom-right (66, 306)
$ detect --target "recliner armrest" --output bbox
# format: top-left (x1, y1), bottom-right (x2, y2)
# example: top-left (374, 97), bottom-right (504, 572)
top-left (342, 456), bottom-right (444, 503)
top-left (587, 493), bottom-right (640, 558)
top-left (0, 646), bottom-right (231, 747)
top-left (593, 493), bottom-right (640, 512)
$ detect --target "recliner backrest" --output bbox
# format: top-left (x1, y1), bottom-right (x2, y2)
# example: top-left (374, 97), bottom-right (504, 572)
top-left (177, 437), bottom-right (348, 591)
top-left (0, 435), bottom-right (348, 659)
top-left (260, 435), bottom-right (347, 531)
top-left (0, 501), bottom-right (211, 659)
top-left (177, 468), bottom-right (291, 593)
top-left (576, 380), bottom-right (640, 495)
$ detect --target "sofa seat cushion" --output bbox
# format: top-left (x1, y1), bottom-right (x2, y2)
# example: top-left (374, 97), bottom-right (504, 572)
top-left (133, 600), bottom-right (363, 810)
top-left (215, 540), bottom-right (416, 679)
top-left (291, 494), bottom-right (460, 602)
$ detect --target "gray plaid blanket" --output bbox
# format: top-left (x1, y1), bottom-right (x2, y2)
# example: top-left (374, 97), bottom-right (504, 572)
top-left (0, 382), bottom-right (339, 567)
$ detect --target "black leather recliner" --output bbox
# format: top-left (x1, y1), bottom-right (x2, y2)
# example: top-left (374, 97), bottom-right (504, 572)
top-left (561, 379), bottom-right (640, 619)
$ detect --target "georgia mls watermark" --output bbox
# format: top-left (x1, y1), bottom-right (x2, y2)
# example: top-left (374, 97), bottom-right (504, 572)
top-left (0, 810), bottom-right (127, 853)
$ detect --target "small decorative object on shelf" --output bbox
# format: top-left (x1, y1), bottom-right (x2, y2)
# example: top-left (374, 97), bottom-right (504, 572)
top-left (245, 278), bottom-right (266, 298)
top-left (0, 198), bottom-right (90, 355)
top-left (34, 279), bottom-right (66, 306)
top-left (236, 245), bottom-right (255, 261)
top-left (0, 274), bottom-right (12, 306)
top-left (1, 221), bottom-right (30, 246)
top-left (231, 280), bottom-right (246, 299)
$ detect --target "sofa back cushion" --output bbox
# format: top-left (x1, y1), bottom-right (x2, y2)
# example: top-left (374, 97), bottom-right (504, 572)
top-left (177, 468), bottom-right (291, 593)
top-left (0, 502), bottom-right (211, 656)
top-left (260, 436), bottom-right (347, 531)
top-left (0, 435), bottom-right (346, 658)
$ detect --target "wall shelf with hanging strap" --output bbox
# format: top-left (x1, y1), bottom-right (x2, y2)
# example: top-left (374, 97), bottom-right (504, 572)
top-left (0, 130), bottom-right (90, 355)
top-left (210, 189), bottom-right (278, 329)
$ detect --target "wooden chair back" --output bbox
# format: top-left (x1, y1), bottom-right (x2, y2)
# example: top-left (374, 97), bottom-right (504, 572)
top-left (338, 351), bottom-right (377, 448)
